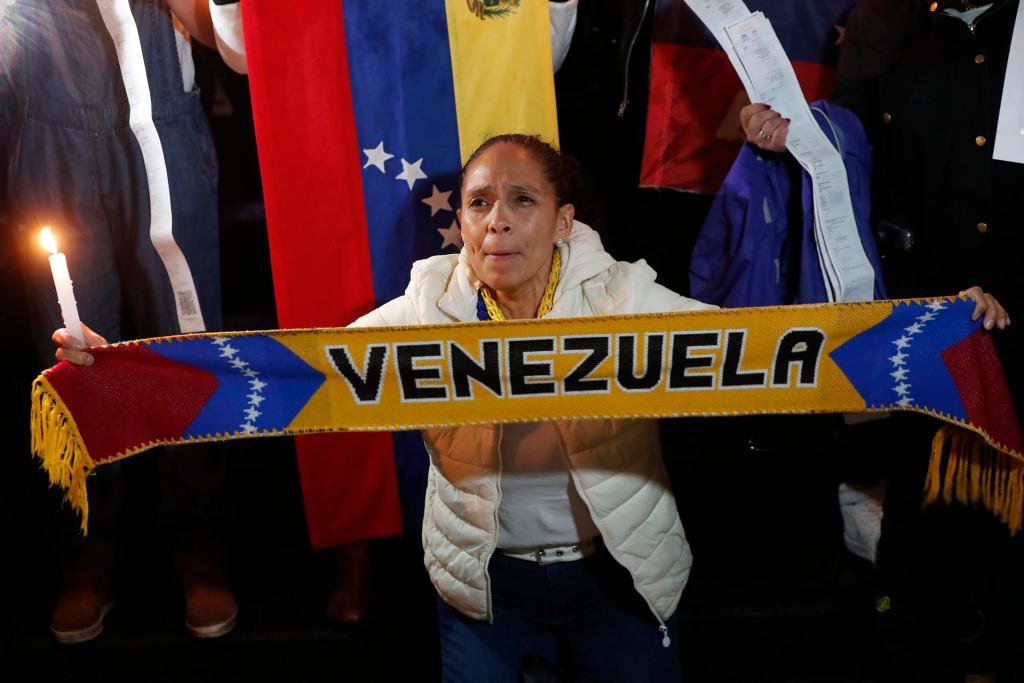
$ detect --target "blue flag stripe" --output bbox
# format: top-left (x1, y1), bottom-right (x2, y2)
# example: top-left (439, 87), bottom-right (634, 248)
top-left (343, 0), bottom-right (464, 305)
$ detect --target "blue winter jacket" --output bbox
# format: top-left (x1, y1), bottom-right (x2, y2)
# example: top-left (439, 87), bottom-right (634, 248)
top-left (689, 100), bottom-right (887, 307)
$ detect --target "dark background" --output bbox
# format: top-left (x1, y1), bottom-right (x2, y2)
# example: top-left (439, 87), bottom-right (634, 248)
top-left (0, 7), bottom-right (880, 681)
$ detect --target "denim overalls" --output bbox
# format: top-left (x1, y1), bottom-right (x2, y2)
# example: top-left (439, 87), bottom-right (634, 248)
top-left (4, 0), bottom-right (227, 560)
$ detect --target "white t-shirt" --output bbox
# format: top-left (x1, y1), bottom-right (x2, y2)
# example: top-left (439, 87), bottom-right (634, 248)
top-left (496, 421), bottom-right (600, 551)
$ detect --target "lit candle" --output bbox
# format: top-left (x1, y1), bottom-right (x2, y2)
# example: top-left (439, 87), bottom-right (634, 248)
top-left (39, 227), bottom-right (85, 345)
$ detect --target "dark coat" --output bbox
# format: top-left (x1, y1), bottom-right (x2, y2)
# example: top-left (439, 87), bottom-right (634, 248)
top-left (833, 0), bottom-right (1024, 396)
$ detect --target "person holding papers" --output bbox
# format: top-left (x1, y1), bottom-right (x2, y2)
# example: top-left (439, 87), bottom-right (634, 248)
top-left (741, 1), bottom-right (1023, 680)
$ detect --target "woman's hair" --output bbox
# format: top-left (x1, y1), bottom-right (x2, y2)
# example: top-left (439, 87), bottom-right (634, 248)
top-left (461, 134), bottom-right (581, 207)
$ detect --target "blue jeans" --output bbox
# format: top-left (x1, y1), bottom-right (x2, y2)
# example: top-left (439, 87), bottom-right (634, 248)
top-left (438, 550), bottom-right (682, 683)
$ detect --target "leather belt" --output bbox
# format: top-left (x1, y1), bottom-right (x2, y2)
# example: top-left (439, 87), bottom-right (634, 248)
top-left (498, 537), bottom-right (601, 566)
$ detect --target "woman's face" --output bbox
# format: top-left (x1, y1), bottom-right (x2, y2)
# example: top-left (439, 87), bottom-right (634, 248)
top-left (458, 142), bottom-right (573, 298)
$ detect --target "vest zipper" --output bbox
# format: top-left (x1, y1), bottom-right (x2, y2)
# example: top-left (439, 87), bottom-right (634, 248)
top-left (483, 423), bottom-right (505, 623)
top-left (554, 423), bottom-right (672, 648)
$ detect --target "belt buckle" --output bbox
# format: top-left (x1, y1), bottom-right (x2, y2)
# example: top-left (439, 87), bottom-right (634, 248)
top-left (534, 540), bottom-right (594, 566)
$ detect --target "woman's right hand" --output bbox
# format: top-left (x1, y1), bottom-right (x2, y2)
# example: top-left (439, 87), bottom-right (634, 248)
top-left (52, 324), bottom-right (108, 366)
top-left (739, 103), bottom-right (790, 153)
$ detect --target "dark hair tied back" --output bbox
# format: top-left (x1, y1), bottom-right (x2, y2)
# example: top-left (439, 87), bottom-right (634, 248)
top-left (461, 134), bottom-right (581, 207)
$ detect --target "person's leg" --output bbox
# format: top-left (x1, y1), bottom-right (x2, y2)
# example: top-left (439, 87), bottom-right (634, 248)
top-left (326, 539), bottom-right (374, 624)
top-left (106, 98), bottom-right (233, 636)
top-left (438, 553), bottom-right (559, 683)
top-left (556, 550), bottom-right (682, 683)
top-left (874, 417), bottom-right (966, 683)
top-left (10, 110), bottom-right (128, 643)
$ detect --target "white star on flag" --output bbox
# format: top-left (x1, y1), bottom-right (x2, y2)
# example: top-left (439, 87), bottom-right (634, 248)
top-left (362, 141), bottom-right (394, 173)
top-left (250, 378), bottom-right (267, 392)
top-left (893, 382), bottom-right (912, 396)
top-left (422, 185), bottom-right (453, 216)
top-left (896, 397), bottom-right (912, 408)
top-left (218, 345), bottom-right (238, 358)
top-left (241, 423), bottom-right (257, 435)
top-left (244, 407), bottom-right (262, 422)
top-left (248, 393), bottom-right (265, 406)
top-left (904, 322), bottom-right (924, 335)
top-left (891, 367), bottom-right (909, 381)
top-left (396, 158), bottom-right (427, 190)
top-left (438, 220), bottom-right (463, 250)
top-left (229, 357), bottom-right (248, 370)
top-left (893, 336), bottom-right (911, 350)
top-left (890, 351), bottom-right (908, 366)
top-left (927, 301), bottom-right (947, 312)
top-left (834, 25), bottom-right (846, 46)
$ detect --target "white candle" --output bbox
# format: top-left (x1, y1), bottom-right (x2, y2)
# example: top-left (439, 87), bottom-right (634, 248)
top-left (39, 227), bottom-right (85, 345)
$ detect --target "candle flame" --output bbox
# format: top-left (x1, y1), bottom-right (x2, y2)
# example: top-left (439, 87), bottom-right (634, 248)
top-left (39, 227), bottom-right (58, 255)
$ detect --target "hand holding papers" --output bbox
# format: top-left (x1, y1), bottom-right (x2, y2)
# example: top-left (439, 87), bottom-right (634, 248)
top-left (683, 1), bottom-right (876, 303)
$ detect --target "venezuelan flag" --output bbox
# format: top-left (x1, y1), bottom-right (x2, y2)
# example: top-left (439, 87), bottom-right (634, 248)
top-left (241, 0), bottom-right (558, 547)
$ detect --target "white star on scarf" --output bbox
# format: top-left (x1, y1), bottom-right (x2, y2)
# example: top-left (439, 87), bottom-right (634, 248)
top-left (422, 185), bottom-right (453, 216)
top-left (396, 158), bottom-right (427, 190)
top-left (362, 141), bottom-right (394, 173)
top-left (893, 335), bottom-right (912, 350)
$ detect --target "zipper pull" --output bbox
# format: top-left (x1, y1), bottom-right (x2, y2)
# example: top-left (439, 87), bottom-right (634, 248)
top-left (659, 624), bottom-right (671, 648)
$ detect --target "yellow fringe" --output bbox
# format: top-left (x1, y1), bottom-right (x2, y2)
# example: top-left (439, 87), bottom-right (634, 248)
top-left (30, 376), bottom-right (95, 535)
top-left (925, 426), bottom-right (1024, 535)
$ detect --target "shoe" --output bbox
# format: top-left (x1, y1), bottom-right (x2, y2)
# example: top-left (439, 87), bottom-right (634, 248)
top-left (51, 561), bottom-right (113, 645)
top-left (326, 540), bottom-right (373, 625)
top-left (176, 549), bottom-right (237, 639)
top-left (839, 481), bottom-right (885, 564)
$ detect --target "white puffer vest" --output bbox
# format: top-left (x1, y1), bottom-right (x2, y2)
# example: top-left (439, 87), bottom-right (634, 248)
top-left (353, 222), bottom-right (713, 624)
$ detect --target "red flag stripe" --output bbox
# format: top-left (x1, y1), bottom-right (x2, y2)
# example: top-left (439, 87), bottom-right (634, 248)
top-left (242, 0), bottom-right (402, 547)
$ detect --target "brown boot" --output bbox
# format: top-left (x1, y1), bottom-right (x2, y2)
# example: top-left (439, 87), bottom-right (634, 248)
top-left (325, 540), bottom-right (373, 624)
top-left (51, 561), bottom-right (113, 645)
top-left (175, 549), bottom-right (237, 639)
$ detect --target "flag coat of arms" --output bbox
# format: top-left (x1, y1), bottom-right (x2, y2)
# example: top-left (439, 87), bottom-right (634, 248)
top-left (240, 0), bottom-right (559, 547)
top-left (641, 0), bottom-right (855, 194)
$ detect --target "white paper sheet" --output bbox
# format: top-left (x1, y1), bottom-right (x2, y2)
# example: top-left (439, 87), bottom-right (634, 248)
top-left (97, 0), bottom-right (207, 333)
top-left (994, 2), bottom-right (1024, 165)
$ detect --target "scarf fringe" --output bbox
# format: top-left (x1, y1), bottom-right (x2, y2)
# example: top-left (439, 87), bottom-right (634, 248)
top-left (30, 376), bottom-right (94, 534)
top-left (925, 426), bottom-right (1024, 535)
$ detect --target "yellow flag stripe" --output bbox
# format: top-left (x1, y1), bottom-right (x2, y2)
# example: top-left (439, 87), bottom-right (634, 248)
top-left (445, 0), bottom-right (560, 161)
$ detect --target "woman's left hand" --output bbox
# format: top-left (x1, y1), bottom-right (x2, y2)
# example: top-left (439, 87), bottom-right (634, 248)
top-left (960, 286), bottom-right (1010, 331)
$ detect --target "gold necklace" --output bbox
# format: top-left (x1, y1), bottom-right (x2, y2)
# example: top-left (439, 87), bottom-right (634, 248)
top-left (480, 249), bottom-right (561, 321)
